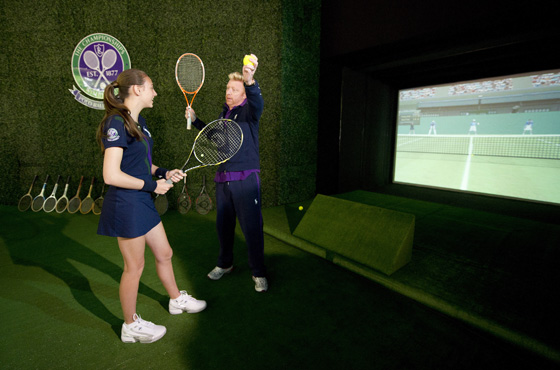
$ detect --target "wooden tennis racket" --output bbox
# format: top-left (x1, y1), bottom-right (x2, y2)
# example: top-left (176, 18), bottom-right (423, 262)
top-left (67, 176), bottom-right (84, 214)
top-left (177, 176), bottom-right (192, 215)
top-left (56, 176), bottom-right (71, 213)
top-left (176, 53), bottom-right (205, 130)
top-left (31, 175), bottom-right (50, 212)
top-left (195, 175), bottom-right (212, 215)
top-left (93, 183), bottom-right (105, 215)
top-left (43, 175), bottom-right (61, 213)
top-left (80, 177), bottom-right (96, 214)
top-left (18, 175), bottom-right (38, 212)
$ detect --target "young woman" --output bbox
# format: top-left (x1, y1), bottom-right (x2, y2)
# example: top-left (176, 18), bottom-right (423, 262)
top-left (96, 69), bottom-right (206, 343)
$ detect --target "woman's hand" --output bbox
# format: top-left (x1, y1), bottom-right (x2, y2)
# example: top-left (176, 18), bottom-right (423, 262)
top-left (166, 169), bottom-right (186, 183)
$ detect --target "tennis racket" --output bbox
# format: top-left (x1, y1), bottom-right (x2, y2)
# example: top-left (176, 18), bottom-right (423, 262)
top-left (168, 118), bottom-right (243, 182)
top-left (177, 176), bottom-right (192, 215)
top-left (154, 193), bottom-right (168, 216)
top-left (18, 175), bottom-right (38, 212)
top-left (43, 175), bottom-right (61, 213)
top-left (83, 50), bottom-right (110, 86)
top-left (67, 176), bottom-right (84, 214)
top-left (94, 49), bottom-right (117, 88)
top-left (93, 183), bottom-right (105, 215)
top-left (31, 175), bottom-right (50, 212)
top-left (176, 53), bottom-right (205, 130)
top-left (80, 177), bottom-right (96, 214)
top-left (195, 175), bottom-right (212, 215)
top-left (56, 176), bottom-right (71, 213)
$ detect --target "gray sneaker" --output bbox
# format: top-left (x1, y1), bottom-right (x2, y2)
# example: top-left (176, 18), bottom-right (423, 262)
top-left (207, 266), bottom-right (233, 280)
top-left (252, 276), bottom-right (268, 292)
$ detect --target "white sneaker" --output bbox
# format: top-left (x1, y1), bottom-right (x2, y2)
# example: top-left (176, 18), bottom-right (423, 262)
top-left (207, 266), bottom-right (233, 280)
top-left (169, 290), bottom-right (207, 315)
top-left (252, 276), bottom-right (268, 292)
top-left (121, 314), bottom-right (166, 343)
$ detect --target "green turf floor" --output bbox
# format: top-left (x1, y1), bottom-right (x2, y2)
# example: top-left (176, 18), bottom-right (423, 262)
top-left (1, 195), bottom-right (559, 369)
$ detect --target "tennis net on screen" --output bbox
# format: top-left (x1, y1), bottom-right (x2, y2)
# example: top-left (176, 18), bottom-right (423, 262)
top-left (396, 135), bottom-right (560, 159)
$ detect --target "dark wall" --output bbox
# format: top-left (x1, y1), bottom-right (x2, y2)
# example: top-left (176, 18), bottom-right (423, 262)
top-left (318, 0), bottom-right (560, 219)
top-left (0, 0), bottom-right (321, 208)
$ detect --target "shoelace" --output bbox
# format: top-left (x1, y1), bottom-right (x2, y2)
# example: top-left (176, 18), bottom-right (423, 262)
top-left (177, 291), bottom-right (196, 303)
top-left (132, 314), bottom-right (155, 327)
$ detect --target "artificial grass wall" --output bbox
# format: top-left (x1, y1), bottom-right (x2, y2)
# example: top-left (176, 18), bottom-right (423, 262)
top-left (0, 0), bottom-right (320, 209)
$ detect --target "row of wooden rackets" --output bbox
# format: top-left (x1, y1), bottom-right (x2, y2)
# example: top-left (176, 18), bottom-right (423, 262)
top-left (17, 174), bottom-right (213, 216)
top-left (18, 175), bottom-right (103, 214)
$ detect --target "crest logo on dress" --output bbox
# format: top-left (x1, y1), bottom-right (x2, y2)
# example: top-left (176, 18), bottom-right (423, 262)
top-left (107, 128), bottom-right (120, 142)
top-left (69, 33), bottom-right (131, 110)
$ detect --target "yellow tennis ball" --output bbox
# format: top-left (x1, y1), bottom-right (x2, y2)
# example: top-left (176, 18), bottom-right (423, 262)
top-left (243, 55), bottom-right (254, 66)
top-left (298, 206), bottom-right (303, 211)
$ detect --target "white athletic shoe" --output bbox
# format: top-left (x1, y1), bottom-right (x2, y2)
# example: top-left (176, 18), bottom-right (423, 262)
top-left (169, 290), bottom-right (207, 315)
top-left (121, 314), bottom-right (166, 343)
top-left (207, 266), bottom-right (233, 280)
top-left (252, 276), bottom-right (268, 292)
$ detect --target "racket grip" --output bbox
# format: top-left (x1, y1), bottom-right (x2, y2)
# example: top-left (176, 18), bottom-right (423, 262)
top-left (187, 110), bottom-right (192, 130)
top-left (166, 179), bottom-right (173, 184)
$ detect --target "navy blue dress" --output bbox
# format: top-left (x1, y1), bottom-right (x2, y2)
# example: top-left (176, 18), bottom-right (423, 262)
top-left (97, 115), bottom-right (160, 238)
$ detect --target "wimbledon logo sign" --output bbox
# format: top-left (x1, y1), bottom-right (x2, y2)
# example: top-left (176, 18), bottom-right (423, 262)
top-left (69, 33), bottom-right (131, 110)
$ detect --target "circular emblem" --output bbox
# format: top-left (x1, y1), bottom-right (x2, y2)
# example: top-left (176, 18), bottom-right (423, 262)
top-left (70, 33), bottom-right (131, 109)
top-left (107, 128), bottom-right (120, 142)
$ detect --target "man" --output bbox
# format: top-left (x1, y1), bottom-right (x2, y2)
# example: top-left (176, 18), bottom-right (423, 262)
top-left (428, 120), bottom-right (437, 135)
top-left (523, 119), bottom-right (533, 135)
top-left (468, 118), bottom-right (479, 135)
top-left (187, 54), bottom-right (267, 292)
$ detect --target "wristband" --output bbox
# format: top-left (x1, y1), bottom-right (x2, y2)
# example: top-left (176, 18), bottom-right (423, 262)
top-left (141, 179), bottom-right (158, 192)
top-left (155, 167), bottom-right (169, 179)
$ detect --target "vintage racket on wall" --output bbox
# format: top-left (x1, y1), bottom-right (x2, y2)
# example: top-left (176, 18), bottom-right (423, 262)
top-left (93, 183), bottom-right (105, 215)
top-left (175, 53), bottom-right (205, 130)
top-left (18, 175), bottom-right (38, 212)
top-left (56, 176), bottom-right (71, 213)
top-left (67, 176), bottom-right (84, 214)
top-left (154, 193), bottom-right (168, 216)
top-left (31, 175), bottom-right (50, 212)
top-left (43, 175), bottom-right (61, 213)
top-left (80, 177), bottom-right (96, 214)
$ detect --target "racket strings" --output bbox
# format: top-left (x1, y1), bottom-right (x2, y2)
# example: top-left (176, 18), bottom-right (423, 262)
top-left (43, 198), bottom-right (57, 212)
top-left (56, 198), bottom-right (68, 213)
top-left (196, 195), bottom-right (212, 214)
top-left (178, 196), bottom-right (192, 214)
top-left (80, 198), bottom-right (94, 214)
top-left (32, 197), bottom-right (45, 212)
top-left (18, 196), bottom-right (32, 212)
top-left (176, 57), bottom-right (204, 92)
top-left (67, 198), bottom-right (81, 214)
top-left (194, 123), bottom-right (243, 165)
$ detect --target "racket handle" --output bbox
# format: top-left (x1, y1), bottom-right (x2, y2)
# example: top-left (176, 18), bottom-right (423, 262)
top-left (187, 110), bottom-right (192, 130)
top-left (165, 179), bottom-right (173, 184)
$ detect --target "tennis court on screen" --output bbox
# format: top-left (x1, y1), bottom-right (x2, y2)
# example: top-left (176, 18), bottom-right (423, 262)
top-left (394, 112), bottom-right (560, 204)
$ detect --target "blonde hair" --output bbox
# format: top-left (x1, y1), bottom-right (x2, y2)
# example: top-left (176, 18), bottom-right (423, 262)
top-left (228, 71), bottom-right (243, 82)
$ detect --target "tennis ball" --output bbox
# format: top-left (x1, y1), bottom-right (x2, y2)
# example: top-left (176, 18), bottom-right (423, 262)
top-left (298, 206), bottom-right (303, 211)
top-left (243, 55), bottom-right (254, 66)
